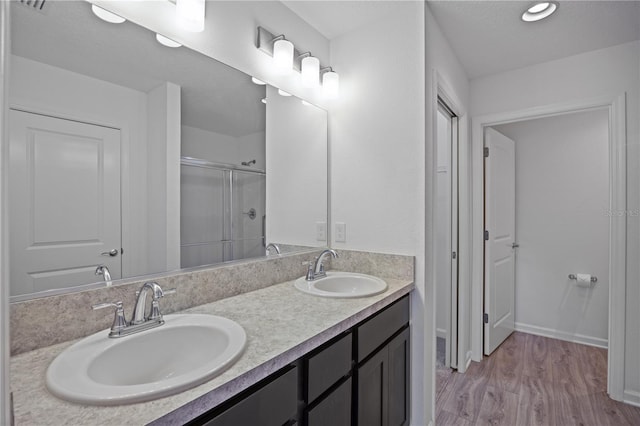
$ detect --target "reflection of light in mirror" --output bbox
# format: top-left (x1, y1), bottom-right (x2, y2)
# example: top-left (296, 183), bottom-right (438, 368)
top-left (91, 5), bottom-right (126, 24)
top-left (278, 89), bottom-right (292, 97)
top-left (176, 0), bottom-right (206, 32)
top-left (155, 34), bottom-right (182, 48)
top-left (273, 39), bottom-right (294, 74)
top-left (322, 70), bottom-right (339, 99)
top-left (251, 77), bottom-right (266, 85)
top-left (301, 56), bottom-right (320, 88)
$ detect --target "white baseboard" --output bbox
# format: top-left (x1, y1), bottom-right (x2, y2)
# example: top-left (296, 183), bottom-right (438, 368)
top-left (514, 322), bottom-right (608, 349)
top-left (436, 328), bottom-right (447, 339)
top-left (624, 390), bottom-right (640, 407)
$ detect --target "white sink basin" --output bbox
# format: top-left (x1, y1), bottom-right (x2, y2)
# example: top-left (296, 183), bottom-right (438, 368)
top-left (294, 272), bottom-right (388, 298)
top-left (46, 314), bottom-right (246, 406)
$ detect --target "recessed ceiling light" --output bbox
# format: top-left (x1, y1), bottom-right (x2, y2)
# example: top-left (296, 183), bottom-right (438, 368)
top-left (156, 34), bottom-right (182, 48)
top-left (251, 77), bottom-right (266, 85)
top-left (91, 5), bottom-right (126, 24)
top-left (522, 2), bottom-right (557, 22)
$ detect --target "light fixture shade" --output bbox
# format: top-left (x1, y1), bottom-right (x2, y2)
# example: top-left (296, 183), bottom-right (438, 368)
top-left (156, 34), bottom-right (182, 48)
top-left (278, 89), bottom-right (292, 97)
top-left (323, 71), bottom-right (339, 99)
top-left (273, 39), bottom-right (294, 74)
top-left (251, 77), bottom-right (266, 85)
top-left (301, 56), bottom-right (320, 88)
top-left (177, 0), bottom-right (205, 32)
top-left (522, 2), bottom-right (557, 22)
top-left (91, 5), bottom-right (126, 24)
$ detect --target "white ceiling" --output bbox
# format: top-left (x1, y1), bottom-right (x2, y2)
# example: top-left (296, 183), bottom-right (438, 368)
top-left (11, 1), bottom-right (265, 137)
top-left (281, 0), bottom-right (405, 40)
top-left (428, 0), bottom-right (640, 79)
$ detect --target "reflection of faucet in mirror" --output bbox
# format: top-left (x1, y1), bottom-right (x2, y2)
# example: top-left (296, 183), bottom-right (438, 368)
top-left (265, 243), bottom-right (281, 256)
top-left (306, 249), bottom-right (339, 281)
top-left (95, 265), bottom-right (112, 285)
top-left (241, 159), bottom-right (256, 166)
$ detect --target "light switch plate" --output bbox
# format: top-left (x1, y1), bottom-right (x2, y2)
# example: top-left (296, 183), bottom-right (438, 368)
top-left (316, 222), bottom-right (327, 241)
top-left (335, 222), bottom-right (346, 243)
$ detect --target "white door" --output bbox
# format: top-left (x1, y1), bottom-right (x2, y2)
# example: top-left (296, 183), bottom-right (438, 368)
top-left (9, 109), bottom-right (122, 296)
top-left (484, 127), bottom-right (516, 355)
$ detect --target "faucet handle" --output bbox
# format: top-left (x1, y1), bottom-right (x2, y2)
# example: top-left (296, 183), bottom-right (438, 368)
top-left (148, 288), bottom-right (176, 321)
top-left (92, 301), bottom-right (128, 337)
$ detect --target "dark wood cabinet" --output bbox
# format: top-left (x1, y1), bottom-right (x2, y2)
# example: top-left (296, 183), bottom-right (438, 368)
top-left (356, 328), bottom-right (410, 426)
top-left (188, 295), bottom-right (410, 426)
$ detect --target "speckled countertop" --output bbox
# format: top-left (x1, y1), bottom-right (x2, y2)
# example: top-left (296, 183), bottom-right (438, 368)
top-left (10, 276), bottom-right (414, 425)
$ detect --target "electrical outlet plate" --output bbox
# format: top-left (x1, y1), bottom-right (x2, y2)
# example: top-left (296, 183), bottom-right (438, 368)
top-left (316, 222), bottom-right (327, 241)
top-left (335, 222), bottom-right (346, 243)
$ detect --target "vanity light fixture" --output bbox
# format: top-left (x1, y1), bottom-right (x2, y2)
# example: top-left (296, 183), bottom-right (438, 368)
top-left (521, 2), bottom-right (557, 22)
top-left (91, 4), bottom-right (126, 24)
top-left (273, 38), bottom-right (294, 75)
top-left (156, 34), bottom-right (182, 48)
top-left (278, 89), bottom-right (292, 97)
top-left (300, 53), bottom-right (320, 88)
top-left (176, 0), bottom-right (205, 32)
top-left (251, 77), bottom-right (267, 85)
top-left (321, 67), bottom-right (339, 99)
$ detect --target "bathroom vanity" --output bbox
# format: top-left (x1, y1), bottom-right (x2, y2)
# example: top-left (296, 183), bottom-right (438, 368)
top-left (9, 252), bottom-right (414, 425)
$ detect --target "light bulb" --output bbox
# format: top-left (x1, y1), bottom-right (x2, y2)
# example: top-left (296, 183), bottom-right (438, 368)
top-left (323, 71), bottom-right (339, 99)
top-left (91, 5), bottom-right (126, 24)
top-left (301, 56), bottom-right (320, 88)
top-left (156, 34), bottom-right (182, 48)
top-left (273, 39), bottom-right (294, 74)
top-left (177, 0), bottom-right (205, 32)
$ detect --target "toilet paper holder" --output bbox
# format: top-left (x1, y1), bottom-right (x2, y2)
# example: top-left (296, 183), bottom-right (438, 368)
top-left (568, 274), bottom-right (598, 283)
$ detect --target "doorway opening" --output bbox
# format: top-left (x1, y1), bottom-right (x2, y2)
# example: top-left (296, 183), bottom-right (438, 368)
top-left (470, 94), bottom-right (627, 400)
top-left (435, 97), bottom-right (459, 377)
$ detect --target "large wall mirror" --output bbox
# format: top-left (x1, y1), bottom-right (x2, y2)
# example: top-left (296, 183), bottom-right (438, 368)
top-left (8, 1), bottom-right (328, 301)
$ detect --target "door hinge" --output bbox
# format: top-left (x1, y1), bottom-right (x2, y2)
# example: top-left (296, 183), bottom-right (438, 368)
top-left (484, 147), bottom-right (489, 158)
top-left (483, 313), bottom-right (489, 324)
top-left (484, 230), bottom-right (489, 241)
top-left (452, 251), bottom-right (457, 260)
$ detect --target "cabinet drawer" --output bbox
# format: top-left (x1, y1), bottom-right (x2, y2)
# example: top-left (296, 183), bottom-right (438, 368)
top-left (307, 332), bottom-right (352, 403)
top-left (307, 377), bottom-right (352, 426)
top-left (357, 296), bottom-right (409, 362)
top-left (200, 366), bottom-right (298, 426)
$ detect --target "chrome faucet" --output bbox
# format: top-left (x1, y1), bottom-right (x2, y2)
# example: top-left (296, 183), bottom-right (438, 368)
top-left (132, 281), bottom-right (176, 325)
top-left (265, 243), bottom-right (281, 255)
top-left (306, 249), bottom-right (338, 281)
top-left (92, 281), bottom-right (176, 338)
top-left (95, 265), bottom-right (112, 283)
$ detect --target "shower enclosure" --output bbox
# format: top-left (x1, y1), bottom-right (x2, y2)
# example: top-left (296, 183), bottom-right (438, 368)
top-left (180, 157), bottom-right (266, 268)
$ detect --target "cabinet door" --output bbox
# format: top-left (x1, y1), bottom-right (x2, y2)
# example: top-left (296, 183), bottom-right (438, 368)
top-left (198, 366), bottom-right (298, 426)
top-left (307, 378), bottom-right (351, 426)
top-left (357, 349), bottom-right (388, 426)
top-left (388, 328), bottom-right (410, 426)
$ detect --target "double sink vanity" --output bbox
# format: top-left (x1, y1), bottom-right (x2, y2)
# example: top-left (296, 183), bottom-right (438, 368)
top-left (10, 249), bottom-right (414, 425)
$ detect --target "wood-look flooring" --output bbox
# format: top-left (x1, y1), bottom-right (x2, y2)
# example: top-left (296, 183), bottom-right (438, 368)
top-left (435, 332), bottom-right (640, 426)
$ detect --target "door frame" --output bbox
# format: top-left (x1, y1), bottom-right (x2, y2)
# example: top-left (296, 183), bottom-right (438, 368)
top-left (469, 93), bottom-right (627, 400)
top-left (432, 69), bottom-right (472, 373)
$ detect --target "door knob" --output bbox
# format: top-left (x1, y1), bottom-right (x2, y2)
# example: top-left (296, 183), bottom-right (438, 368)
top-left (101, 249), bottom-right (119, 257)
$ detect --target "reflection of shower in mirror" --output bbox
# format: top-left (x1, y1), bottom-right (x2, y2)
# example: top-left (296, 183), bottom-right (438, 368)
top-left (241, 159), bottom-right (256, 166)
